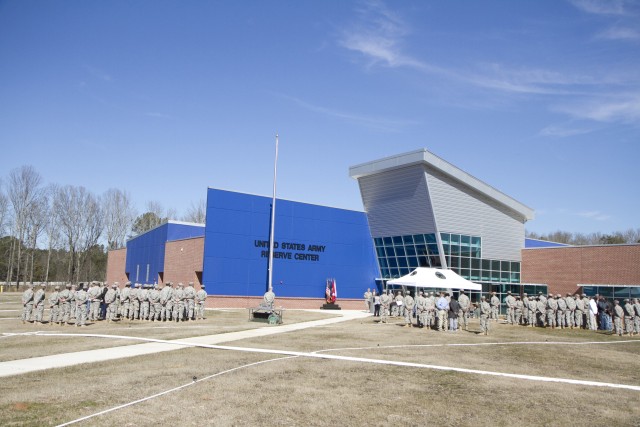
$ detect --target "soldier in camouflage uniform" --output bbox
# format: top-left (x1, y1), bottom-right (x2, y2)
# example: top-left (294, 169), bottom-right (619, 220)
top-left (479, 296), bottom-right (491, 335)
top-left (120, 282), bottom-right (131, 320)
top-left (392, 291), bottom-right (403, 318)
top-left (414, 291), bottom-right (426, 328)
top-left (139, 284), bottom-right (150, 321)
top-left (33, 283), bottom-right (46, 324)
top-left (161, 282), bottom-right (174, 321)
top-left (195, 284), bottom-right (207, 320)
top-left (379, 290), bottom-right (391, 324)
top-left (104, 283), bottom-right (118, 322)
top-left (58, 283), bottom-right (72, 326)
top-left (184, 282), bottom-right (196, 321)
top-left (148, 284), bottom-right (157, 320)
top-left (556, 294), bottom-right (567, 329)
top-left (623, 299), bottom-right (634, 336)
top-left (633, 298), bottom-right (640, 336)
top-left (613, 300), bottom-right (624, 336)
top-left (149, 283), bottom-right (162, 321)
top-left (87, 281), bottom-right (102, 321)
top-left (504, 291), bottom-right (516, 325)
top-left (403, 291), bottom-right (415, 327)
top-left (521, 293), bottom-right (529, 325)
top-left (574, 294), bottom-right (585, 329)
top-left (490, 292), bottom-right (500, 321)
top-left (131, 283), bottom-right (141, 320)
top-left (425, 292), bottom-right (436, 329)
top-left (565, 293), bottom-right (576, 329)
top-left (21, 284), bottom-right (34, 324)
top-left (527, 296), bottom-right (536, 327)
top-left (48, 285), bottom-right (60, 325)
top-left (75, 284), bottom-right (88, 327)
top-left (536, 296), bottom-right (545, 327)
top-left (514, 295), bottom-right (523, 325)
top-left (173, 283), bottom-right (185, 322)
top-left (458, 290), bottom-right (470, 330)
top-left (546, 293), bottom-right (557, 329)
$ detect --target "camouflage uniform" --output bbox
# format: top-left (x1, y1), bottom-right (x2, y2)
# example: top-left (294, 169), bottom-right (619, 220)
top-left (75, 285), bottom-right (88, 327)
top-left (120, 282), bottom-right (131, 319)
top-left (173, 283), bottom-right (185, 322)
top-left (393, 292), bottom-right (403, 318)
top-left (195, 285), bottom-right (207, 320)
top-left (139, 285), bottom-right (150, 320)
top-left (574, 294), bottom-right (585, 329)
top-left (425, 293), bottom-right (436, 328)
top-left (87, 282), bottom-right (102, 321)
top-left (613, 301), bottom-right (624, 336)
top-left (58, 284), bottom-right (72, 325)
top-left (161, 282), bottom-right (174, 321)
top-left (623, 299), bottom-right (634, 336)
top-left (184, 282), bottom-right (196, 321)
top-left (546, 294), bottom-right (557, 328)
top-left (505, 292), bottom-right (516, 325)
top-left (536, 297), bottom-right (545, 327)
top-left (104, 284), bottom-right (118, 322)
top-left (48, 286), bottom-right (60, 325)
top-left (69, 285), bottom-right (76, 320)
top-left (415, 292), bottom-right (426, 327)
top-left (479, 297), bottom-right (491, 335)
top-left (565, 293), bottom-right (576, 328)
top-left (379, 292), bottom-right (391, 323)
top-left (21, 285), bottom-right (34, 324)
top-left (403, 293), bottom-right (414, 327)
top-left (514, 296), bottom-right (523, 325)
top-left (633, 299), bottom-right (640, 335)
top-left (458, 291), bottom-right (470, 330)
top-left (490, 293), bottom-right (500, 321)
top-left (521, 293), bottom-right (529, 325)
top-left (556, 294), bottom-right (567, 329)
top-left (131, 283), bottom-right (141, 320)
top-left (149, 284), bottom-right (162, 321)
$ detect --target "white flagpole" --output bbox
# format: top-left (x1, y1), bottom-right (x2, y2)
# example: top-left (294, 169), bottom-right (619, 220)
top-left (267, 134), bottom-right (279, 291)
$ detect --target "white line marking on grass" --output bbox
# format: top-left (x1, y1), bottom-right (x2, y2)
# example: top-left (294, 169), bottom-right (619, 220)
top-left (55, 356), bottom-right (297, 427)
top-left (0, 309), bottom-right (20, 312)
top-left (313, 339), bottom-right (640, 353)
top-left (20, 332), bottom-right (640, 392)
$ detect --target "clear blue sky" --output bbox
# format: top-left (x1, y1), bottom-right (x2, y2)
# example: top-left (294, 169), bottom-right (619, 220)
top-left (1, 0), bottom-right (638, 235)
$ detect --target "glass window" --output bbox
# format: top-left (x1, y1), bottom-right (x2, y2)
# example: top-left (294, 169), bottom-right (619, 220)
top-left (629, 287), bottom-right (640, 298)
top-left (393, 236), bottom-right (403, 246)
top-left (405, 245), bottom-right (417, 256)
top-left (461, 235), bottom-right (471, 246)
top-left (374, 237), bottom-right (383, 247)
top-left (395, 246), bottom-right (406, 257)
top-left (471, 236), bottom-right (481, 247)
top-left (450, 256), bottom-right (460, 268)
top-left (511, 272), bottom-right (520, 283)
top-left (442, 244), bottom-right (450, 256)
top-left (482, 259), bottom-right (491, 270)
top-left (614, 287), bottom-right (630, 299)
top-left (376, 247), bottom-right (385, 257)
top-left (461, 269), bottom-right (471, 279)
top-left (511, 262), bottom-right (520, 273)
top-left (599, 287), bottom-right (614, 298)
top-left (461, 258), bottom-right (470, 268)
top-left (416, 244), bottom-right (427, 255)
top-left (492, 260), bottom-right (501, 271)
top-left (419, 256), bottom-right (429, 267)
top-left (450, 244), bottom-right (460, 255)
top-left (385, 247), bottom-right (396, 257)
top-left (427, 243), bottom-right (439, 255)
top-left (426, 233), bottom-right (437, 244)
top-left (398, 257), bottom-right (408, 267)
top-left (501, 272), bottom-right (510, 282)
top-left (481, 271), bottom-right (490, 281)
top-left (414, 234), bottom-right (425, 244)
top-left (501, 261), bottom-right (511, 272)
top-left (390, 268), bottom-right (400, 278)
top-left (402, 235), bottom-right (414, 245)
top-left (388, 258), bottom-right (398, 268)
top-left (399, 267), bottom-right (410, 277)
top-left (380, 268), bottom-right (389, 278)
top-left (383, 237), bottom-right (393, 246)
top-left (491, 271), bottom-right (500, 282)
top-left (440, 233), bottom-right (450, 244)
top-left (450, 234), bottom-right (460, 244)
top-left (408, 257), bottom-right (419, 268)
top-left (471, 247), bottom-right (481, 258)
top-left (471, 258), bottom-right (480, 269)
top-left (470, 269), bottom-right (480, 281)
top-left (379, 258), bottom-right (388, 268)
top-left (460, 246), bottom-right (471, 257)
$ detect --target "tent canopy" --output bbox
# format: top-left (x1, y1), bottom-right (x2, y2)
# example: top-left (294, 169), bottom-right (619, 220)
top-left (387, 268), bottom-right (482, 291)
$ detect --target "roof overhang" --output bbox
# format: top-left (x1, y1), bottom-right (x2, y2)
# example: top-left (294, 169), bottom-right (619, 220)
top-left (349, 148), bottom-right (535, 221)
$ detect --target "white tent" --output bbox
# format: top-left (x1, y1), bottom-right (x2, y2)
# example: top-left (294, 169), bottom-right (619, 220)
top-left (387, 268), bottom-right (482, 291)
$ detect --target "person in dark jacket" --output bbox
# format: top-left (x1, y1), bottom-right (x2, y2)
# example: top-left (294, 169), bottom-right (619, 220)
top-left (448, 296), bottom-right (460, 332)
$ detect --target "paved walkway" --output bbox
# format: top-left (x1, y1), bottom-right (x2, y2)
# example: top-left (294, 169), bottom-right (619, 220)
top-left (0, 310), bottom-right (370, 378)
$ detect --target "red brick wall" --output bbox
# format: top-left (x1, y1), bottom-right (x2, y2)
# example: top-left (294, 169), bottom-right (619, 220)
top-left (106, 248), bottom-right (128, 284)
top-left (164, 237), bottom-right (204, 288)
top-left (522, 244), bottom-right (640, 295)
top-left (207, 295), bottom-right (364, 310)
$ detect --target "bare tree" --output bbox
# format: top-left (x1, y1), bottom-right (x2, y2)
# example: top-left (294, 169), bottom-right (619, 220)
top-left (182, 199), bottom-right (206, 224)
top-left (54, 185), bottom-right (104, 283)
top-left (103, 188), bottom-right (136, 250)
top-left (131, 200), bottom-right (176, 236)
top-left (24, 193), bottom-right (48, 283)
top-left (0, 180), bottom-right (9, 237)
top-left (43, 185), bottom-right (61, 282)
top-left (5, 165), bottom-right (43, 287)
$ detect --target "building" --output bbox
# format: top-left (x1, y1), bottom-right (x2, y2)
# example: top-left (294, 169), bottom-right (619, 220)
top-left (349, 149), bottom-right (547, 303)
top-left (522, 244), bottom-right (640, 298)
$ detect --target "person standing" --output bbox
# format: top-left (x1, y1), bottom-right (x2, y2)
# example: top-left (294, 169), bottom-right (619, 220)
top-left (195, 284), bottom-right (207, 320)
top-left (120, 282), bottom-right (131, 320)
top-left (75, 284), bottom-right (88, 327)
top-left (380, 290), bottom-right (391, 324)
top-left (574, 294), bottom-right (585, 329)
top-left (613, 300), bottom-right (624, 336)
top-left (479, 296), bottom-right (491, 335)
top-left (184, 282), bottom-right (196, 321)
top-left (505, 291), bottom-right (515, 325)
top-left (521, 293), bottom-right (529, 326)
top-left (403, 291), bottom-right (415, 327)
top-left (58, 284), bottom-right (72, 326)
top-left (490, 292), bottom-right (500, 322)
top-left (565, 293), bottom-right (576, 329)
top-left (68, 284), bottom-right (76, 321)
top-left (448, 296), bottom-right (460, 332)
top-left (161, 282), bottom-right (174, 321)
top-left (514, 296), bottom-right (523, 325)
top-left (633, 298), bottom-right (640, 336)
top-left (373, 291), bottom-right (381, 317)
top-left (363, 288), bottom-right (372, 313)
top-left (131, 283), bottom-right (141, 320)
top-left (150, 284), bottom-right (162, 321)
top-left (623, 299), bottom-right (635, 337)
top-left (104, 284), bottom-right (118, 322)
top-left (414, 291), bottom-right (426, 326)
top-left (546, 293), bottom-right (557, 329)
top-left (33, 283), bottom-right (46, 325)
top-left (173, 283), bottom-right (185, 322)
top-left (556, 294), bottom-right (567, 329)
top-left (139, 284), bottom-right (150, 321)
top-left (48, 285), bottom-right (60, 326)
top-left (588, 295), bottom-right (598, 331)
top-left (458, 290), bottom-right (470, 331)
top-left (87, 281), bottom-right (102, 321)
top-left (436, 292), bottom-right (449, 332)
top-left (21, 284), bottom-right (35, 324)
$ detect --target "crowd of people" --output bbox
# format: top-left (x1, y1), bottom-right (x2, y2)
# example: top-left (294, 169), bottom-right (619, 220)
top-left (363, 288), bottom-right (640, 337)
top-left (20, 281), bottom-right (208, 327)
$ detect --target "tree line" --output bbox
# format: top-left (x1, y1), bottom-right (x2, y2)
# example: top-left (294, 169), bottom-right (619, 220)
top-left (526, 228), bottom-right (640, 245)
top-left (0, 165), bottom-right (206, 288)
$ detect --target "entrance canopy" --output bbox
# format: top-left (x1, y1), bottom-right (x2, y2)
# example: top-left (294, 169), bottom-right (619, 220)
top-left (387, 268), bottom-right (482, 291)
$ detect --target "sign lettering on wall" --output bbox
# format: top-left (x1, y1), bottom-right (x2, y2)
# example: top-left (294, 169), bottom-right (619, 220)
top-left (254, 240), bottom-right (325, 262)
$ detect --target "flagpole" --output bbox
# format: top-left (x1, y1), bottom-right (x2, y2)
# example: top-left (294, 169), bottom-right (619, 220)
top-left (267, 134), bottom-right (279, 291)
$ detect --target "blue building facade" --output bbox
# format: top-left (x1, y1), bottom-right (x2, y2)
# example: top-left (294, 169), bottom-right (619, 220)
top-left (202, 188), bottom-right (380, 299)
top-left (125, 221), bottom-right (205, 284)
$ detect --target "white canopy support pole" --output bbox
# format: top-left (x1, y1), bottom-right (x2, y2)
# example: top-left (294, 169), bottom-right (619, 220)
top-left (267, 134), bottom-right (279, 292)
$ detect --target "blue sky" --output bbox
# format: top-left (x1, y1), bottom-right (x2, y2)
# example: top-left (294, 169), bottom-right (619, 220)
top-left (0, 0), bottom-right (638, 235)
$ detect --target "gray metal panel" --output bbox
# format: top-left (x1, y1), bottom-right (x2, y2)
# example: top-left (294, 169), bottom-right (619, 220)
top-left (357, 165), bottom-right (437, 238)
top-left (425, 166), bottom-right (524, 261)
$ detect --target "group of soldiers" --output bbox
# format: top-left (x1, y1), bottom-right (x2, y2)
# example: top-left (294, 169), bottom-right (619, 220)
top-left (363, 288), bottom-right (640, 337)
top-left (20, 281), bottom-right (208, 327)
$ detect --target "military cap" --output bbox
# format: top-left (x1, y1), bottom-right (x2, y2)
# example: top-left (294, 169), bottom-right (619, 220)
top-left (624, 298), bottom-right (629, 302)
top-left (566, 292), bottom-right (572, 296)
top-left (40, 283), bottom-right (47, 287)
top-left (523, 293), bottom-right (527, 296)
top-left (614, 300), bottom-right (620, 304)
top-left (491, 291), bottom-right (496, 294)
top-left (54, 285), bottom-right (60, 290)
top-left (178, 282), bottom-right (184, 287)
top-left (548, 293), bottom-right (553, 297)
top-left (135, 283), bottom-right (141, 288)
top-left (507, 291), bottom-right (511, 294)
top-left (460, 290), bottom-right (466, 294)
top-left (188, 282), bottom-right (194, 286)
top-left (538, 291), bottom-right (543, 294)
top-left (27, 283), bottom-right (33, 288)
top-left (201, 284), bottom-right (206, 288)
top-left (481, 295), bottom-right (486, 299)
top-left (111, 283), bottom-right (117, 288)
top-left (515, 295), bottom-right (520, 299)
top-left (66, 283), bottom-right (71, 288)
top-left (581, 293), bottom-right (586, 297)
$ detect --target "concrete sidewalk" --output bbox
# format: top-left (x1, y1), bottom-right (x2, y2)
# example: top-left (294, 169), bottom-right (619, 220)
top-left (0, 310), bottom-right (371, 378)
